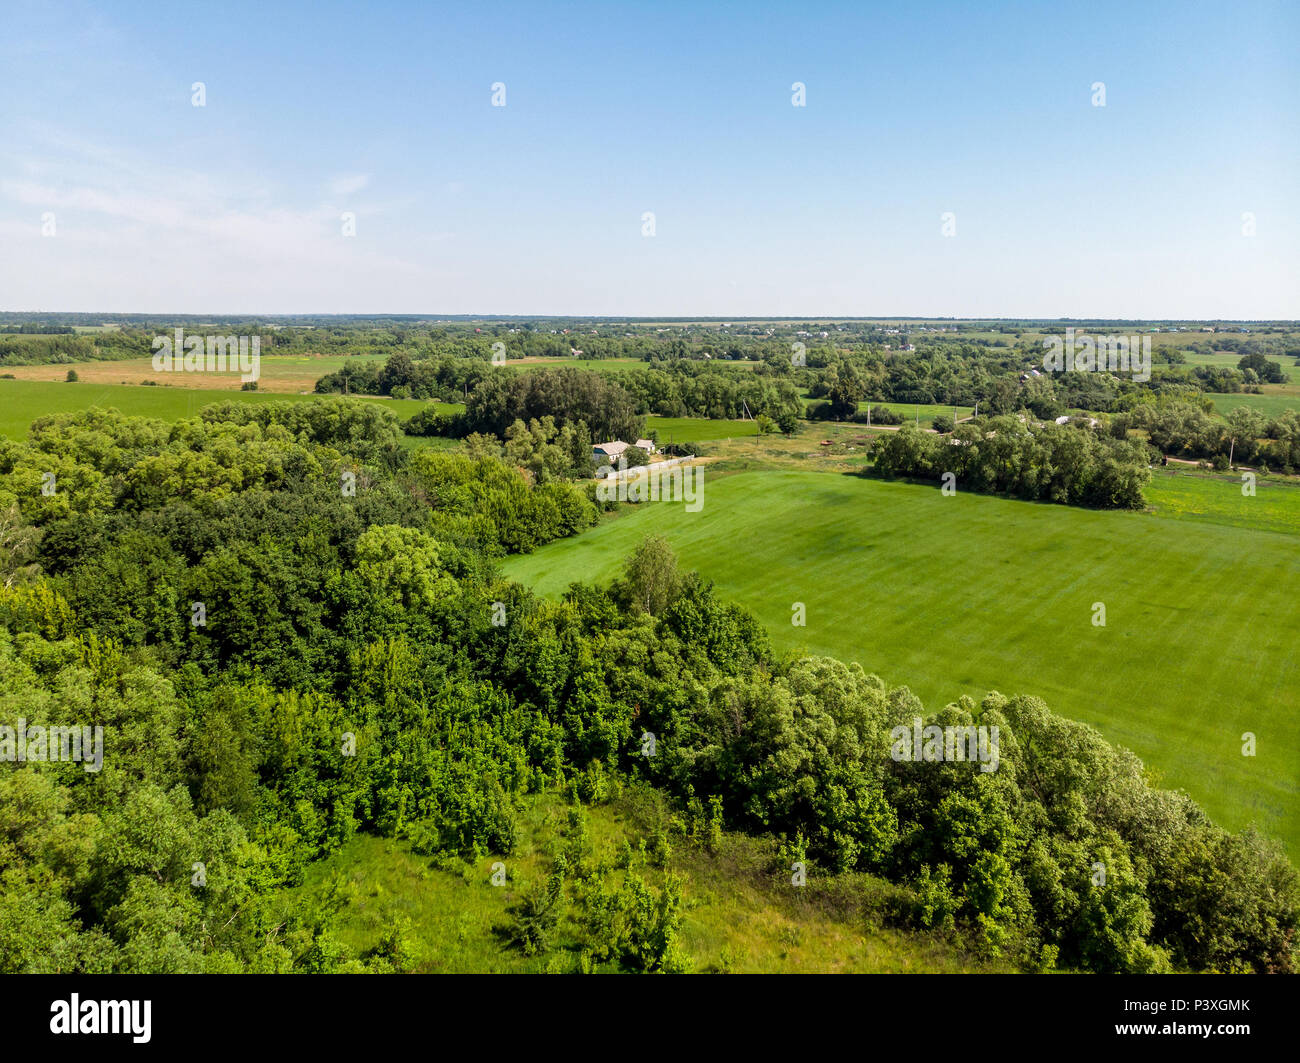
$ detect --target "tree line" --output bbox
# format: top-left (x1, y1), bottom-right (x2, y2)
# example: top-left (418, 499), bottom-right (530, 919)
top-left (868, 417), bottom-right (1152, 509)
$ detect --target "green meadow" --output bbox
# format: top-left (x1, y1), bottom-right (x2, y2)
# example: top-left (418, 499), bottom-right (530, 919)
top-left (856, 401), bottom-right (976, 425)
top-left (507, 356), bottom-right (650, 373)
top-left (1207, 389), bottom-right (1300, 421)
top-left (0, 378), bottom-right (437, 439)
top-left (1144, 469), bottom-right (1300, 536)
top-left (503, 468), bottom-right (1300, 855)
top-left (279, 791), bottom-right (1001, 973)
top-left (1180, 349), bottom-right (1300, 383)
top-left (645, 415), bottom-right (764, 443)
top-left (798, 395), bottom-right (976, 427)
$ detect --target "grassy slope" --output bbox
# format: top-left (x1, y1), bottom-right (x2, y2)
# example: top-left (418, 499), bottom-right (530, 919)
top-left (503, 469), bottom-right (1300, 855)
top-left (280, 792), bottom-right (1000, 973)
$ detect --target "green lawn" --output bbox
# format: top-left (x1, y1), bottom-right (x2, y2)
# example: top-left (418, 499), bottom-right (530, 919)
top-left (0, 379), bottom-right (427, 439)
top-left (503, 469), bottom-right (1300, 855)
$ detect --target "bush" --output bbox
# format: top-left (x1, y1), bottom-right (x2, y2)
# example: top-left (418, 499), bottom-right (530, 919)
top-left (505, 867), bottom-right (566, 957)
top-left (405, 405), bottom-right (454, 437)
top-left (865, 405), bottom-right (904, 425)
top-left (868, 417), bottom-right (1150, 509)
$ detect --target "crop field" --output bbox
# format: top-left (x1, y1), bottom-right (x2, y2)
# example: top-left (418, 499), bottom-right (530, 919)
top-left (0, 378), bottom-right (425, 439)
top-left (1, 352), bottom-right (392, 393)
top-left (503, 468), bottom-right (1300, 855)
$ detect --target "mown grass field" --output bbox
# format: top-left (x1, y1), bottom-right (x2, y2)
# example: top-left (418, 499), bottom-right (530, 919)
top-left (503, 468), bottom-right (1300, 855)
top-left (278, 791), bottom-right (1001, 973)
top-left (0, 378), bottom-right (428, 439)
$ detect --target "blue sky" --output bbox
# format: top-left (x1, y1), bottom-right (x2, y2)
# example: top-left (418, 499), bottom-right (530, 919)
top-left (0, 0), bottom-right (1295, 316)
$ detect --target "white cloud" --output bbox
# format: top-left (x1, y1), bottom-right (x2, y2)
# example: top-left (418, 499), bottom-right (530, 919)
top-left (0, 137), bottom-right (455, 311)
top-left (328, 173), bottom-right (371, 197)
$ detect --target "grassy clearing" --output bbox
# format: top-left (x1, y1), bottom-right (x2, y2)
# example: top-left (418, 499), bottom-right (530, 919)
top-left (855, 401), bottom-right (975, 425)
top-left (645, 415), bottom-right (766, 443)
top-left (797, 395), bottom-right (975, 427)
top-left (503, 469), bottom-right (1300, 855)
top-left (278, 791), bottom-right (1000, 973)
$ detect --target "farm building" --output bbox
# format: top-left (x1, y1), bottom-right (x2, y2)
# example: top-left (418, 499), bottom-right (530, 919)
top-left (594, 439), bottom-right (657, 459)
